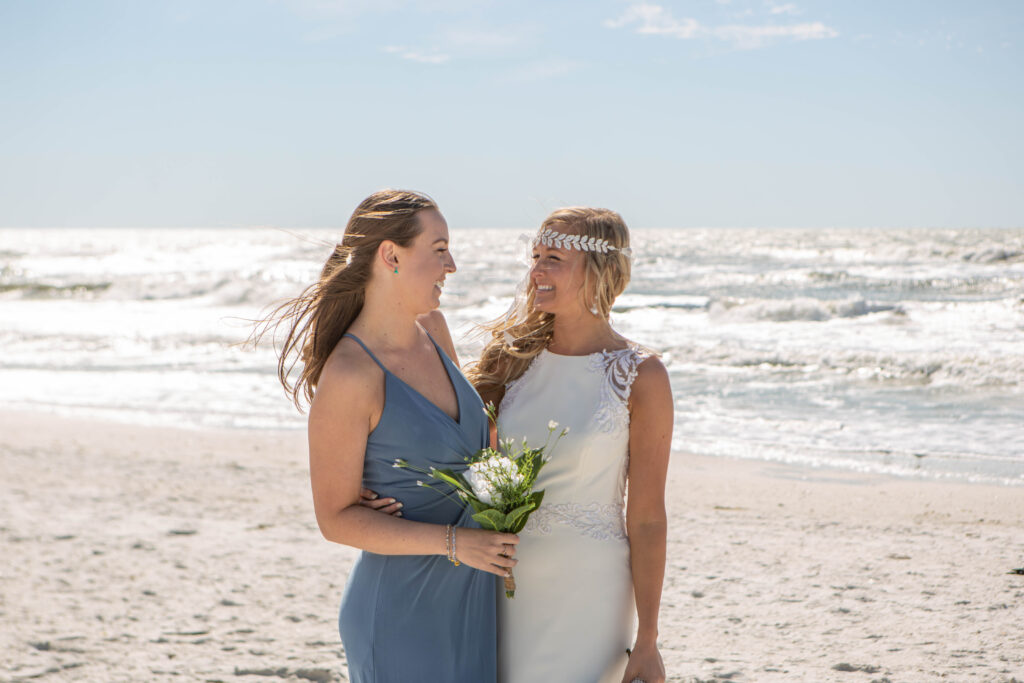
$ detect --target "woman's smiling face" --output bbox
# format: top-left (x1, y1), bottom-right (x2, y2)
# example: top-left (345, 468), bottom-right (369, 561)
top-left (396, 208), bottom-right (456, 312)
top-left (529, 240), bottom-right (587, 316)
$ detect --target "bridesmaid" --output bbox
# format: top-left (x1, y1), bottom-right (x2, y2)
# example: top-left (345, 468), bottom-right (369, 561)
top-left (262, 189), bottom-right (517, 683)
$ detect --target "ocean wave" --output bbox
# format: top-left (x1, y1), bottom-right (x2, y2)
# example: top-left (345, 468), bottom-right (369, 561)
top-left (631, 230), bottom-right (1024, 291)
top-left (0, 281), bottom-right (112, 299)
top-left (962, 248), bottom-right (1024, 264)
top-left (0, 272), bottom-right (305, 305)
top-left (663, 343), bottom-right (1022, 388)
top-left (613, 293), bottom-right (709, 312)
top-left (708, 297), bottom-right (905, 323)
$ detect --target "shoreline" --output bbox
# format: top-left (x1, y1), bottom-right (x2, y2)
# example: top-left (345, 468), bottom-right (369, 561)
top-left (4, 402), bottom-right (1022, 489)
top-left (1, 409), bottom-right (1022, 682)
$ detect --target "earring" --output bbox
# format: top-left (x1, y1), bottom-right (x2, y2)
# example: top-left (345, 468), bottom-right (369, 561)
top-left (589, 304), bottom-right (599, 315)
top-left (393, 267), bottom-right (398, 274)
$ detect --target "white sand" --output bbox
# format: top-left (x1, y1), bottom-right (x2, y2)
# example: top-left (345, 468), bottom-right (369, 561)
top-left (1, 409), bottom-right (1022, 682)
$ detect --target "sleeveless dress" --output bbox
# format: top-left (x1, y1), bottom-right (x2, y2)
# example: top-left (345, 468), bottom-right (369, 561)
top-left (497, 345), bottom-right (651, 683)
top-left (337, 332), bottom-right (497, 683)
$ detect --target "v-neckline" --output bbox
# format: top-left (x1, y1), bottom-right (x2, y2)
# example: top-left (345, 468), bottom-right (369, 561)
top-left (384, 338), bottom-right (463, 426)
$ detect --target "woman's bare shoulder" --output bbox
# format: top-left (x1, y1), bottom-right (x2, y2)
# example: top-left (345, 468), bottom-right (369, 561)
top-left (631, 353), bottom-right (671, 404)
top-left (315, 337), bottom-right (385, 407)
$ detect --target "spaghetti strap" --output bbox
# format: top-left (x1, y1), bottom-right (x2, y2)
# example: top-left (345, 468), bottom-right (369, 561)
top-left (422, 330), bottom-right (451, 365)
top-left (343, 333), bottom-right (388, 372)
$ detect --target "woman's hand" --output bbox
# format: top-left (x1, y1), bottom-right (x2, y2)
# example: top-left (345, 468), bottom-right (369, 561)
top-left (356, 490), bottom-right (517, 577)
top-left (358, 488), bottom-right (404, 516)
top-left (450, 527), bottom-right (519, 578)
top-left (621, 640), bottom-right (665, 683)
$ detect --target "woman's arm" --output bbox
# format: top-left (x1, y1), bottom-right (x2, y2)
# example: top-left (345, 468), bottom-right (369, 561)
top-left (309, 345), bottom-right (517, 576)
top-left (621, 356), bottom-right (673, 683)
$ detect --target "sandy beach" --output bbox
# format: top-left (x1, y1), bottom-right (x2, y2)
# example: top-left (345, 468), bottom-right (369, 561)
top-left (1, 409), bottom-right (1021, 683)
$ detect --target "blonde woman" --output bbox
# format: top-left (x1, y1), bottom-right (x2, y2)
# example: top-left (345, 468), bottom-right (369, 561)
top-left (264, 189), bottom-right (518, 683)
top-left (466, 207), bottom-right (672, 683)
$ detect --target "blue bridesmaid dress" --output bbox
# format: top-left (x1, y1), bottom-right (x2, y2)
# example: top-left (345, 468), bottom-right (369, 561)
top-left (337, 332), bottom-right (497, 683)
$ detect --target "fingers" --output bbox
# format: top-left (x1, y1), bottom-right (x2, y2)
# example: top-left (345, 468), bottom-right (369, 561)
top-left (357, 492), bottom-right (404, 516)
top-left (375, 499), bottom-right (404, 516)
top-left (491, 554), bottom-right (518, 570)
top-left (454, 529), bottom-right (522, 577)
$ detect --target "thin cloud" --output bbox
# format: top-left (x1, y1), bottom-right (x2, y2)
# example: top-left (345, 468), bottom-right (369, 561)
top-left (604, 3), bottom-right (700, 38)
top-left (714, 22), bottom-right (837, 49)
top-left (605, 2), bottom-right (837, 49)
top-left (383, 45), bottom-right (451, 64)
top-left (768, 3), bottom-right (800, 16)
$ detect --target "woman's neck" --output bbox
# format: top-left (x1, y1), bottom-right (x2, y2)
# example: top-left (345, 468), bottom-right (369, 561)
top-left (349, 286), bottom-right (423, 351)
top-left (547, 310), bottom-right (621, 356)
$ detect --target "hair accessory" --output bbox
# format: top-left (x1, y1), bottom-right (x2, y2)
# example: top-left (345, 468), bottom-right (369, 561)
top-left (534, 228), bottom-right (632, 256)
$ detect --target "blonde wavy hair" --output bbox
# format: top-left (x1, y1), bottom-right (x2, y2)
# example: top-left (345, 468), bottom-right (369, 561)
top-left (465, 206), bottom-right (632, 404)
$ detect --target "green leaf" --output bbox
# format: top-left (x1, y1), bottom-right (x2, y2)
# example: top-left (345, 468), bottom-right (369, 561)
top-left (472, 508), bottom-right (508, 531)
top-left (504, 502), bottom-right (537, 534)
top-left (529, 490), bottom-right (545, 509)
top-left (467, 497), bottom-right (489, 514)
top-left (430, 468), bottom-right (471, 494)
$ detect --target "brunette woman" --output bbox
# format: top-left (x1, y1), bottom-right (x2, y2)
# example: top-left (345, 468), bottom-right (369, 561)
top-left (264, 189), bottom-right (516, 683)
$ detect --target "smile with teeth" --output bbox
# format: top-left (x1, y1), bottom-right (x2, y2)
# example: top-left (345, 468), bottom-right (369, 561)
top-left (536, 285), bottom-right (554, 292)
top-left (434, 280), bottom-right (445, 289)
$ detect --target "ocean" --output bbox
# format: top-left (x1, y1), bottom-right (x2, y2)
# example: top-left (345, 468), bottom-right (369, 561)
top-left (1, 227), bottom-right (1022, 486)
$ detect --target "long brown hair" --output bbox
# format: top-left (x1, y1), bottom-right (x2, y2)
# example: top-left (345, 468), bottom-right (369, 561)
top-left (465, 206), bottom-right (632, 403)
top-left (254, 189), bottom-right (437, 408)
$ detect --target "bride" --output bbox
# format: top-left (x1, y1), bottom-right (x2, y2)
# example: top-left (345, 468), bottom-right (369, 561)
top-left (466, 207), bottom-right (672, 683)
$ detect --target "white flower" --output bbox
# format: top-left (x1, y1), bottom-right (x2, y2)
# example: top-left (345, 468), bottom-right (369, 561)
top-left (548, 420), bottom-right (559, 430)
top-left (464, 467), bottom-right (498, 505)
top-left (465, 455), bottom-right (524, 507)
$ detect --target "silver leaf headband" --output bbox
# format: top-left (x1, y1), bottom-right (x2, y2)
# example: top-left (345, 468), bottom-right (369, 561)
top-left (533, 228), bottom-right (632, 258)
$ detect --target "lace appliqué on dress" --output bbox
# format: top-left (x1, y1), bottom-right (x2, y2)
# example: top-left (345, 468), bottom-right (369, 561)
top-left (523, 502), bottom-right (627, 541)
top-left (587, 346), bottom-right (652, 434)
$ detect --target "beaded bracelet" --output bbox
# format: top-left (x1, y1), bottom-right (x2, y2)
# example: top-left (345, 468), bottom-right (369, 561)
top-left (445, 524), bottom-right (460, 566)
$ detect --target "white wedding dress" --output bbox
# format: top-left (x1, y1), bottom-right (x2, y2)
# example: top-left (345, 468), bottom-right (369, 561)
top-left (497, 345), bottom-right (650, 683)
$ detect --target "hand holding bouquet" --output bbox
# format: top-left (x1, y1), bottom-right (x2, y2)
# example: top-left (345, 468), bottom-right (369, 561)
top-left (395, 404), bottom-right (568, 597)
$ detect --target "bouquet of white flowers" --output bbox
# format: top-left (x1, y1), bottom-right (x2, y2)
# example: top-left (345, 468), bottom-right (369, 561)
top-left (395, 404), bottom-right (568, 597)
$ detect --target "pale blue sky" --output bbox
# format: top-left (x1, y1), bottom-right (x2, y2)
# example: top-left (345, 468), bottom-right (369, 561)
top-left (1, 0), bottom-right (1022, 228)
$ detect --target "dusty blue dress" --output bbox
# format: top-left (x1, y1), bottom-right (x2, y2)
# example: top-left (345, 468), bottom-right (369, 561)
top-left (337, 332), bottom-right (497, 683)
